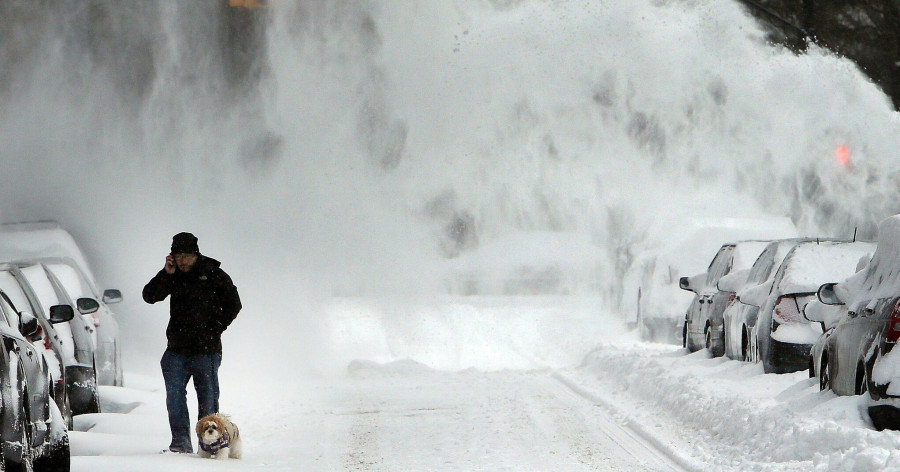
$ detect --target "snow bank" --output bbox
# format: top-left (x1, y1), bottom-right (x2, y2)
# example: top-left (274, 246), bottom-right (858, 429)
top-left (579, 344), bottom-right (900, 472)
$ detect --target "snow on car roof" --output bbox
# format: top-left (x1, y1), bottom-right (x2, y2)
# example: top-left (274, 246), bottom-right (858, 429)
top-left (777, 241), bottom-right (875, 295)
top-left (657, 220), bottom-right (798, 277)
top-left (837, 215), bottom-right (900, 310)
top-left (0, 222), bottom-right (96, 285)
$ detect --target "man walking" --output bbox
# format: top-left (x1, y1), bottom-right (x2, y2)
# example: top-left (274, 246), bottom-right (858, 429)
top-left (143, 232), bottom-right (242, 453)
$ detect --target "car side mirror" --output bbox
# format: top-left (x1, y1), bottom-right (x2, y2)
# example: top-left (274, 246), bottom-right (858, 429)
top-left (802, 301), bottom-right (827, 333)
top-left (76, 298), bottom-right (100, 315)
top-left (737, 280), bottom-right (772, 308)
top-left (49, 304), bottom-right (75, 324)
top-left (18, 312), bottom-right (38, 337)
top-left (102, 289), bottom-right (123, 304)
top-left (717, 268), bottom-right (750, 293)
top-left (680, 273), bottom-right (705, 293)
top-left (817, 283), bottom-right (843, 306)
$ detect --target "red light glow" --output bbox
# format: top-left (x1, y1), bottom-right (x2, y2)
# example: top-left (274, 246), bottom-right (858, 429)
top-left (835, 145), bottom-right (850, 167)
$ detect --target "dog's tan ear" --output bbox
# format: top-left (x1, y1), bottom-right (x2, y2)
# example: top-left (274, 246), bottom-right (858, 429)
top-left (195, 419), bottom-right (204, 437)
top-left (212, 415), bottom-right (227, 431)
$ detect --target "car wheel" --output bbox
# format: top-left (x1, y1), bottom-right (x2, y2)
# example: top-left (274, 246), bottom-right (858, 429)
top-left (33, 434), bottom-right (69, 472)
top-left (705, 326), bottom-right (712, 352)
top-left (62, 390), bottom-right (73, 431)
top-left (79, 363), bottom-right (101, 416)
top-left (820, 358), bottom-right (831, 391)
top-left (856, 362), bottom-right (869, 396)
top-left (6, 378), bottom-right (34, 472)
top-left (682, 322), bottom-right (688, 349)
top-left (34, 397), bottom-right (69, 472)
top-left (90, 365), bottom-right (101, 414)
top-left (741, 328), bottom-right (750, 362)
top-left (4, 361), bottom-right (35, 472)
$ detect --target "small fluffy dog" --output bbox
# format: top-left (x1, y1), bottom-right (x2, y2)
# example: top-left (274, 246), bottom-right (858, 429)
top-left (196, 413), bottom-right (242, 460)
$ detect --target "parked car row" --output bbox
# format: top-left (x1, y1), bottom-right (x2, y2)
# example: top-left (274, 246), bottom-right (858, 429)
top-left (621, 217), bottom-right (799, 345)
top-left (0, 221), bottom-right (125, 470)
top-left (680, 237), bottom-right (874, 372)
top-left (626, 213), bottom-right (900, 431)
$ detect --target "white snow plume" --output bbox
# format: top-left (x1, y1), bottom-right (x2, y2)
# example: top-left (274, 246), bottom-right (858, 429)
top-left (0, 1), bottom-right (899, 372)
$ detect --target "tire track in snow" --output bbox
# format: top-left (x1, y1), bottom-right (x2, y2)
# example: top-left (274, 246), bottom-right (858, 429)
top-left (523, 378), bottom-right (639, 468)
top-left (551, 371), bottom-right (698, 472)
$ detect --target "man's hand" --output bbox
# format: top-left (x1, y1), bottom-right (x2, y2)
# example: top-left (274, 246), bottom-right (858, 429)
top-left (165, 254), bottom-right (176, 275)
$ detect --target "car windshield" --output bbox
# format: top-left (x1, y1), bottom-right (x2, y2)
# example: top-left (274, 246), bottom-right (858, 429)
top-left (19, 264), bottom-right (64, 316)
top-left (746, 244), bottom-right (777, 286)
top-left (706, 245), bottom-right (734, 285)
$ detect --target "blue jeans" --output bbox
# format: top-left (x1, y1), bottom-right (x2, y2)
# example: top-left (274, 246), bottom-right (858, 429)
top-left (160, 349), bottom-right (222, 452)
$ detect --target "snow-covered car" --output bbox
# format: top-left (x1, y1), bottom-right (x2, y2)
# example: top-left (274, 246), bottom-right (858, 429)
top-left (741, 240), bottom-right (875, 374)
top-left (804, 216), bottom-right (900, 430)
top-left (10, 261), bottom-right (102, 416)
top-left (681, 240), bottom-right (775, 356)
top-left (40, 257), bottom-right (123, 386)
top-left (0, 268), bottom-right (76, 427)
top-left (0, 221), bottom-right (124, 386)
top-left (625, 217), bottom-right (798, 346)
top-left (623, 251), bottom-right (693, 343)
top-left (722, 239), bottom-right (814, 361)
top-left (0, 279), bottom-right (71, 470)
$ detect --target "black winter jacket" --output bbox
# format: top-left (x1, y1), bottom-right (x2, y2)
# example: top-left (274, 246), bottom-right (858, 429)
top-left (142, 255), bottom-right (242, 356)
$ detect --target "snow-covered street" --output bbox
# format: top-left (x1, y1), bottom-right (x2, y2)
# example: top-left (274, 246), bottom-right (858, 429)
top-left (73, 364), bottom-right (686, 471)
top-left (65, 297), bottom-right (900, 472)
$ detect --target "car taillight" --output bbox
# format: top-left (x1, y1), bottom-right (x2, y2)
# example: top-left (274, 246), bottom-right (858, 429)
top-left (34, 325), bottom-right (52, 351)
top-left (887, 300), bottom-right (900, 343)
top-left (727, 293), bottom-right (736, 306)
top-left (774, 295), bottom-right (803, 325)
top-left (31, 324), bottom-right (52, 350)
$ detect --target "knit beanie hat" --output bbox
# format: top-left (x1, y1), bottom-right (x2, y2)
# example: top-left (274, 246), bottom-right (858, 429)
top-left (171, 232), bottom-right (200, 254)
